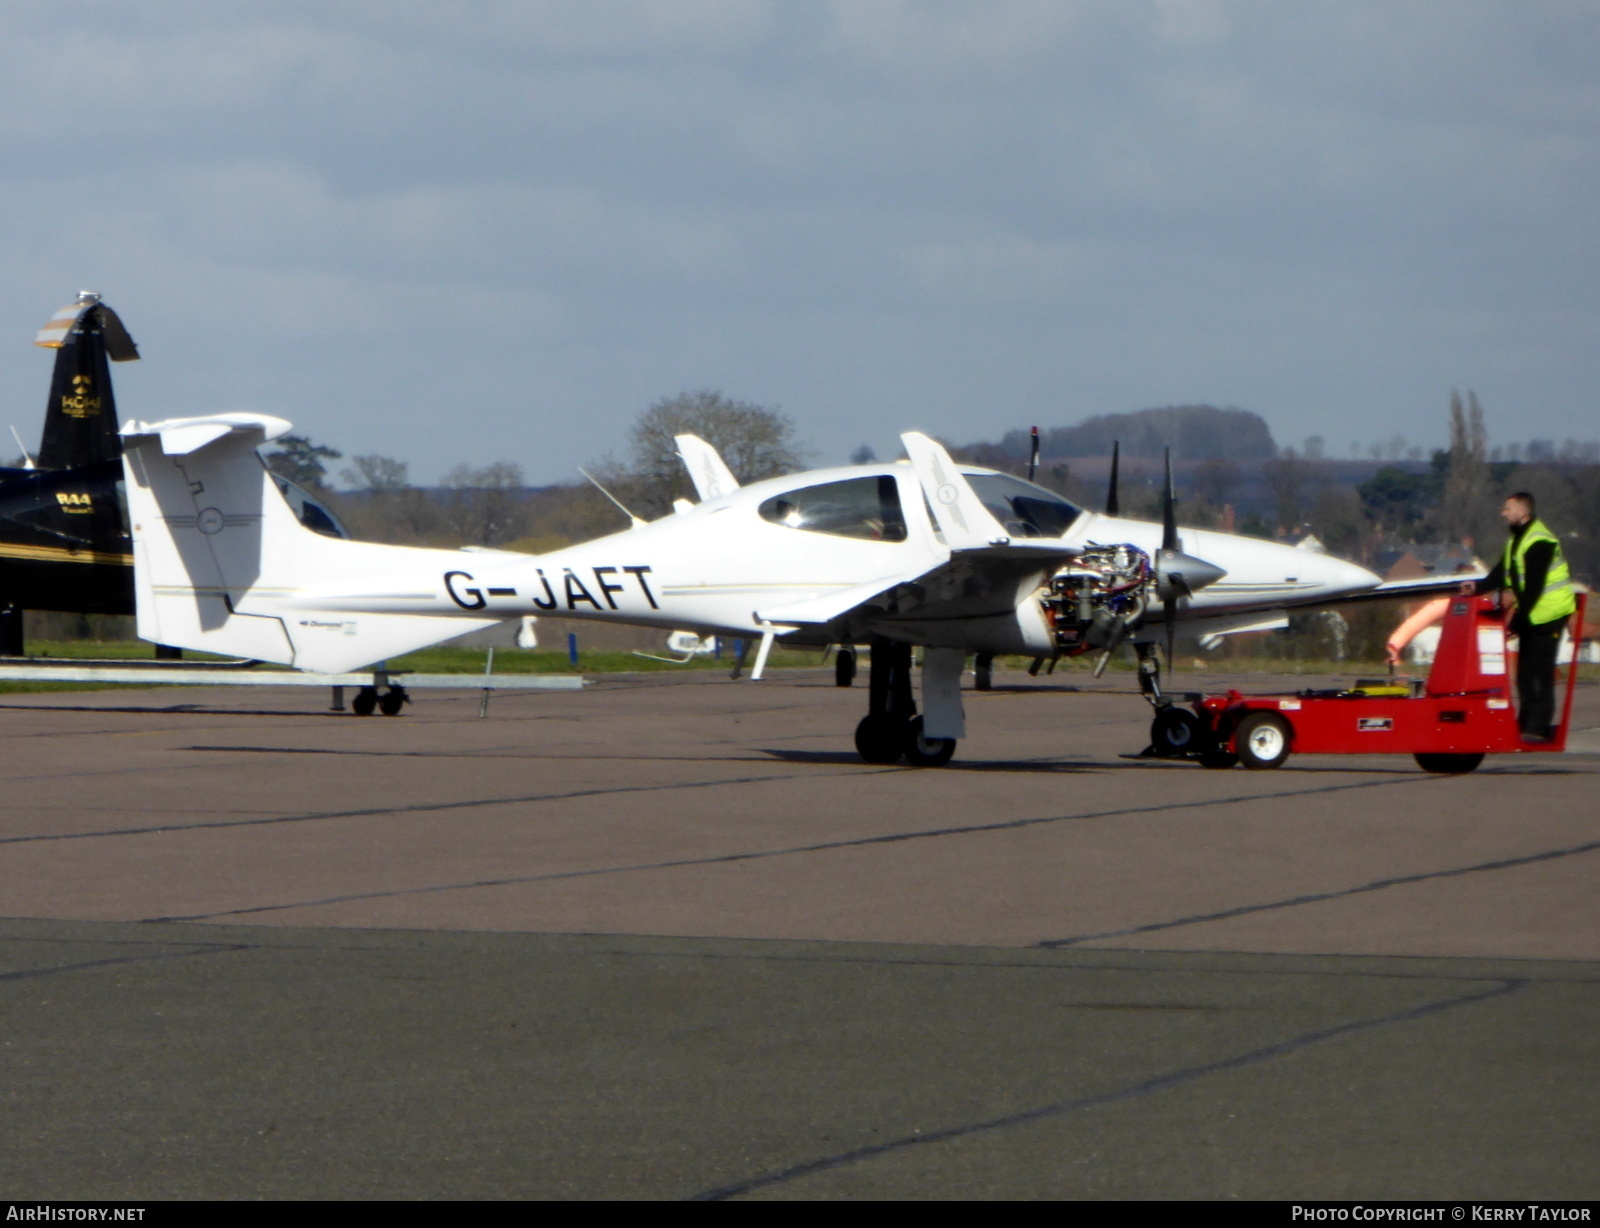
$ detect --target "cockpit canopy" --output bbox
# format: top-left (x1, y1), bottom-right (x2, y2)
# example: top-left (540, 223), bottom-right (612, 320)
top-left (758, 475), bottom-right (908, 542)
top-left (757, 470), bottom-right (1079, 543)
top-left (964, 474), bottom-right (1081, 538)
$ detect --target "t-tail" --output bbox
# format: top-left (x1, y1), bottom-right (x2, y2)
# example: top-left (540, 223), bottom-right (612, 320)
top-left (120, 414), bottom-right (503, 672)
top-left (33, 292), bottom-right (139, 470)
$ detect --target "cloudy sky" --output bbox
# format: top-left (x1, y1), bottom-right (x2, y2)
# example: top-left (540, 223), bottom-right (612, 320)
top-left (2, 1), bottom-right (1596, 483)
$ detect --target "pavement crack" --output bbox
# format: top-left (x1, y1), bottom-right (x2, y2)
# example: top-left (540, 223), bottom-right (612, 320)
top-left (0, 943), bottom-right (256, 985)
top-left (157, 774), bottom-right (1432, 922)
top-left (1039, 835), bottom-right (1600, 948)
top-left (0, 768), bottom-right (892, 851)
top-left (686, 977), bottom-right (1527, 1200)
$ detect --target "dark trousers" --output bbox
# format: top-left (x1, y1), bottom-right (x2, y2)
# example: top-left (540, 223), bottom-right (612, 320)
top-left (1517, 622), bottom-right (1563, 737)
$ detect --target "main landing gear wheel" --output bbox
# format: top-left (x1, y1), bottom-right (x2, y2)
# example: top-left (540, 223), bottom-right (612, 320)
top-left (1235, 712), bottom-right (1292, 770)
top-left (1149, 706), bottom-right (1200, 757)
top-left (902, 715), bottom-right (956, 768)
top-left (1414, 752), bottom-right (1484, 774)
top-left (835, 648), bottom-right (856, 688)
top-left (378, 687), bottom-right (410, 716)
top-left (854, 714), bottom-right (905, 764)
top-left (350, 686), bottom-right (379, 716)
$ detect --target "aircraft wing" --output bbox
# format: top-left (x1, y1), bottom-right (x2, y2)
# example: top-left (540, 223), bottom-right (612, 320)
top-left (756, 565), bottom-right (949, 628)
top-left (756, 543), bottom-right (1074, 633)
top-left (1317, 573), bottom-right (1487, 606)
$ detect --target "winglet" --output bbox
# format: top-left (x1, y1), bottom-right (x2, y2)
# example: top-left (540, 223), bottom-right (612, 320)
top-left (674, 434), bottom-right (740, 501)
top-left (900, 432), bottom-right (1012, 550)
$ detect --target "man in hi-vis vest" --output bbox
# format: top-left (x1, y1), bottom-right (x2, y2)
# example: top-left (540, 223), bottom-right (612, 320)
top-left (1463, 491), bottom-right (1579, 741)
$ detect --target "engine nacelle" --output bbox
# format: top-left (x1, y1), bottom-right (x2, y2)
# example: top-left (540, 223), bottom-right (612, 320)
top-left (1040, 544), bottom-right (1151, 656)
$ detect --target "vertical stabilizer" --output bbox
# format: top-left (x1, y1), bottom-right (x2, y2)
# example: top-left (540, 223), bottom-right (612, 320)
top-left (121, 414), bottom-right (299, 662)
top-left (34, 293), bottom-right (138, 470)
top-left (120, 413), bottom-right (502, 671)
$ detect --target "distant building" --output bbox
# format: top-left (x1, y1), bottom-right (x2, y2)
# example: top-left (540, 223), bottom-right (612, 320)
top-left (1374, 543), bottom-right (1481, 582)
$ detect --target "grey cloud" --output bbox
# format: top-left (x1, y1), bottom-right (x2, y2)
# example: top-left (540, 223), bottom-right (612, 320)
top-left (0, 1), bottom-right (1596, 482)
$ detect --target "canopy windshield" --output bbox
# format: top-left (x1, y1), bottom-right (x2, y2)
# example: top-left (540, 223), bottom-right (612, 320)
top-left (965, 474), bottom-right (1080, 539)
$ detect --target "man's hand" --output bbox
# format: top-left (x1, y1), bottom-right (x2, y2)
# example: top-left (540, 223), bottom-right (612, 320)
top-left (1457, 580), bottom-right (1477, 596)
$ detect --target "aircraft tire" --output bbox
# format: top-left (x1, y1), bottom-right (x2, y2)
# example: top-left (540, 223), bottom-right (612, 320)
top-left (1149, 707), bottom-right (1201, 757)
top-left (902, 716), bottom-right (956, 768)
top-left (835, 648), bottom-right (856, 688)
top-left (351, 687), bottom-right (379, 716)
top-left (1414, 752), bottom-right (1484, 774)
top-left (854, 714), bottom-right (905, 764)
top-left (1235, 712), bottom-right (1292, 770)
top-left (379, 688), bottom-right (408, 716)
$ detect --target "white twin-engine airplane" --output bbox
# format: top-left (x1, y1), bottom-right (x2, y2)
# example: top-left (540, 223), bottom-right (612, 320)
top-left (120, 413), bottom-right (1388, 766)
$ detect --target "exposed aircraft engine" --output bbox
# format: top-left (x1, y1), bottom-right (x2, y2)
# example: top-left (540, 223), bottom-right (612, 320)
top-left (1042, 544), bottom-right (1151, 657)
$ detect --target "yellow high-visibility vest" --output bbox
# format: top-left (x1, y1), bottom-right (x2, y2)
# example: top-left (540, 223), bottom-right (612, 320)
top-left (1504, 518), bottom-right (1577, 626)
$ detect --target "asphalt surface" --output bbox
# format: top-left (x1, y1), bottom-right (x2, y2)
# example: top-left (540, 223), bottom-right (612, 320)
top-left (1, 667), bottom-right (1596, 1199)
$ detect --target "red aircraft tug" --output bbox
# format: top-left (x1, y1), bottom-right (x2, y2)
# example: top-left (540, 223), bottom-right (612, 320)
top-left (1166, 593), bottom-right (1587, 773)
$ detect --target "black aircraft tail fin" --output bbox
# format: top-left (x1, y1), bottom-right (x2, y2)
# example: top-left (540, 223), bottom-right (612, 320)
top-left (33, 292), bottom-right (139, 470)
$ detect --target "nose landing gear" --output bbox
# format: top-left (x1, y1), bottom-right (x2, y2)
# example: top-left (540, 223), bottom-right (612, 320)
top-left (1136, 640), bottom-right (1218, 761)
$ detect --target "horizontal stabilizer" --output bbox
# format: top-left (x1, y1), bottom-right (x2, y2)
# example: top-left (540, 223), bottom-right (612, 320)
top-left (36, 295), bottom-right (140, 361)
top-left (123, 413), bottom-right (292, 455)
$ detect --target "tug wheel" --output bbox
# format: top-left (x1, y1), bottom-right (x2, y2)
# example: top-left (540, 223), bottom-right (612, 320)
top-left (1414, 752), bottom-right (1484, 774)
top-left (854, 714), bottom-right (905, 764)
top-left (1235, 712), bottom-right (1292, 770)
top-left (902, 715), bottom-right (956, 768)
top-left (350, 687), bottom-right (379, 716)
top-left (1150, 707), bottom-right (1201, 757)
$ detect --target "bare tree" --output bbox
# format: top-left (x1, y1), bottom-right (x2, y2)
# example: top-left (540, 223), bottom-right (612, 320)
top-left (1438, 390), bottom-right (1494, 548)
top-left (441, 461), bottom-right (528, 545)
top-left (612, 389), bottom-right (805, 516)
top-left (1194, 458), bottom-right (1241, 508)
top-left (334, 453), bottom-right (445, 543)
top-left (342, 454), bottom-right (410, 494)
top-left (1262, 447), bottom-right (1307, 533)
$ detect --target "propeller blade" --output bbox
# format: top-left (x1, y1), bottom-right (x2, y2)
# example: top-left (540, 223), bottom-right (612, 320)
top-left (1105, 441), bottom-right (1120, 515)
top-left (1161, 447), bottom-right (1179, 553)
top-left (1027, 425), bottom-right (1040, 483)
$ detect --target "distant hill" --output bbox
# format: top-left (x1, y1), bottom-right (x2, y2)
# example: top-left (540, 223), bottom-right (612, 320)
top-left (987, 406), bottom-right (1278, 460)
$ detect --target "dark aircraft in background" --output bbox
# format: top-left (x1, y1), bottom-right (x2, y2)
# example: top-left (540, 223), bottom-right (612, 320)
top-left (0, 293), bottom-right (137, 652)
top-left (0, 293), bottom-right (343, 655)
